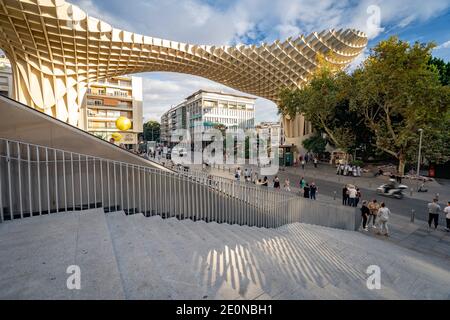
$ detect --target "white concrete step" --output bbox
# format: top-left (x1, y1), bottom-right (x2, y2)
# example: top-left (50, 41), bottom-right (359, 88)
top-left (127, 214), bottom-right (211, 299)
top-left (0, 209), bottom-right (125, 300)
top-left (106, 211), bottom-right (177, 299)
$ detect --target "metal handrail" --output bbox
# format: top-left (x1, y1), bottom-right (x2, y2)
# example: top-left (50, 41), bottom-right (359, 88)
top-left (0, 138), bottom-right (359, 231)
top-left (0, 138), bottom-right (301, 228)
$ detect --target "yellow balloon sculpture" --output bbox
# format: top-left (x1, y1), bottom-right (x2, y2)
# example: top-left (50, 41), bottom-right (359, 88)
top-left (111, 133), bottom-right (123, 142)
top-left (116, 116), bottom-right (132, 131)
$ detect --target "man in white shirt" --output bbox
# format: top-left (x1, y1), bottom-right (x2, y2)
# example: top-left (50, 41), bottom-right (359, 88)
top-left (427, 198), bottom-right (441, 230)
top-left (348, 187), bottom-right (358, 207)
top-left (377, 203), bottom-right (391, 237)
top-left (444, 201), bottom-right (450, 232)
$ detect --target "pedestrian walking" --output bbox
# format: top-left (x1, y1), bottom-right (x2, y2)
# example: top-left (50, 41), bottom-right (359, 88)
top-left (444, 201), bottom-right (450, 232)
top-left (368, 199), bottom-right (380, 228)
top-left (300, 177), bottom-right (306, 190)
top-left (361, 201), bottom-right (370, 231)
top-left (273, 176), bottom-right (281, 189)
top-left (342, 185), bottom-right (349, 206)
top-left (377, 203), bottom-right (391, 237)
top-left (427, 198), bottom-right (441, 230)
top-left (301, 160), bottom-right (306, 170)
top-left (235, 167), bottom-right (242, 181)
top-left (355, 188), bottom-right (362, 207)
top-left (310, 183), bottom-right (318, 200)
top-left (314, 158), bottom-right (318, 168)
top-left (303, 184), bottom-right (310, 199)
top-left (284, 179), bottom-right (291, 192)
top-left (348, 186), bottom-right (358, 207)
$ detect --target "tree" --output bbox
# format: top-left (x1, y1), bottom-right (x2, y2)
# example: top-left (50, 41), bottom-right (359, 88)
top-left (302, 134), bottom-right (327, 155)
top-left (429, 57), bottom-right (450, 86)
top-left (143, 120), bottom-right (161, 142)
top-left (279, 55), bottom-right (366, 153)
top-left (351, 37), bottom-right (450, 174)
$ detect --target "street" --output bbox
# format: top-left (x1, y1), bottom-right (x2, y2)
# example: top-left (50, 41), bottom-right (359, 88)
top-left (205, 162), bottom-right (450, 224)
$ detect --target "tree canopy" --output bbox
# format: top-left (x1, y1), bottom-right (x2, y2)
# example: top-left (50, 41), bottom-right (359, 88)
top-left (142, 120), bottom-right (161, 142)
top-left (279, 36), bottom-right (450, 174)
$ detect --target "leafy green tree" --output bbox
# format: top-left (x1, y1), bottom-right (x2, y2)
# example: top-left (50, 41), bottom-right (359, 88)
top-left (302, 134), bottom-right (327, 155)
top-left (143, 120), bottom-right (161, 142)
top-left (279, 55), bottom-right (365, 153)
top-left (351, 36), bottom-right (450, 174)
top-left (429, 57), bottom-right (450, 86)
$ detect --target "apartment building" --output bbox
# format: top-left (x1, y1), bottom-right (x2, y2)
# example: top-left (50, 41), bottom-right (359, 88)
top-left (82, 76), bottom-right (143, 149)
top-left (161, 90), bottom-right (256, 148)
top-left (256, 122), bottom-right (284, 146)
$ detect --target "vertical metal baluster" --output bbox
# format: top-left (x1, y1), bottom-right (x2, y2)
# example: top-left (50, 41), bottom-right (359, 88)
top-left (16, 142), bottom-right (23, 219)
top-left (70, 153), bottom-right (74, 212)
top-left (120, 163), bottom-right (123, 211)
top-left (46, 148), bottom-right (51, 214)
top-left (144, 168), bottom-right (147, 216)
top-left (114, 162), bottom-right (117, 211)
top-left (107, 161), bottom-right (110, 212)
top-left (93, 158), bottom-right (97, 208)
top-left (126, 164), bottom-right (129, 214)
top-left (138, 166), bottom-right (141, 214)
top-left (27, 145), bottom-right (32, 217)
top-left (6, 141), bottom-right (13, 220)
top-left (63, 152), bottom-right (67, 212)
top-left (100, 159), bottom-right (104, 210)
top-left (159, 172), bottom-right (162, 217)
top-left (86, 156), bottom-right (89, 210)
top-left (149, 169), bottom-right (153, 216)
top-left (54, 149), bottom-right (58, 213)
top-left (133, 166), bottom-right (136, 214)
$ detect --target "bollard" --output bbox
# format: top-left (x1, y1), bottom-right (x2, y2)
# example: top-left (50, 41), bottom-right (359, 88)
top-left (411, 209), bottom-right (415, 223)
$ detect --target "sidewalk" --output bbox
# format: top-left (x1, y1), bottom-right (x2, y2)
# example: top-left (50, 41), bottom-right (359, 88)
top-left (359, 213), bottom-right (450, 261)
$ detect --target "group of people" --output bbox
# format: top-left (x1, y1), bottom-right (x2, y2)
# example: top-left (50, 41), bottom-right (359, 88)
top-left (360, 200), bottom-right (391, 236)
top-left (342, 185), bottom-right (362, 207)
top-left (299, 177), bottom-right (319, 200)
top-left (428, 199), bottom-right (450, 232)
top-left (298, 154), bottom-right (319, 169)
top-left (337, 163), bottom-right (363, 177)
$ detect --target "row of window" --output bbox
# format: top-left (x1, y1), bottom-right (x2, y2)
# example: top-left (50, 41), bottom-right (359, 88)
top-left (88, 109), bottom-right (132, 119)
top-left (88, 121), bottom-right (134, 130)
top-left (87, 88), bottom-right (131, 98)
top-left (87, 99), bottom-right (132, 108)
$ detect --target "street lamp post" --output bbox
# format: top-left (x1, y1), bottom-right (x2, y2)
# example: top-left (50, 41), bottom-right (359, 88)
top-left (417, 129), bottom-right (424, 178)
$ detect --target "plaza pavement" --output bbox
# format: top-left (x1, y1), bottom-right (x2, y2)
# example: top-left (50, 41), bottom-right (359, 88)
top-left (0, 209), bottom-right (449, 300)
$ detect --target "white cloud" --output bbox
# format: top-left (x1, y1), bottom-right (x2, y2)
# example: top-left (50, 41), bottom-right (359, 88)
top-left (69, 0), bottom-right (450, 123)
top-left (435, 40), bottom-right (450, 50)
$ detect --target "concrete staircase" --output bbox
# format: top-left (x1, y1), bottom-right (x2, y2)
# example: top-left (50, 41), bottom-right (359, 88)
top-left (1, 209), bottom-right (449, 300)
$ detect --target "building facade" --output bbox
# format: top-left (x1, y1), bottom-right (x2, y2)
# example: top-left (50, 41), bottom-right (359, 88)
top-left (82, 76), bottom-right (143, 149)
top-left (256, 122), bottom-right (284, 146)
top-left (161, 90), bottom-right (256, 148)
top-left (0, 55), bottom-right (13, 98)
top-left (281, 114), bottom-right (314, 158)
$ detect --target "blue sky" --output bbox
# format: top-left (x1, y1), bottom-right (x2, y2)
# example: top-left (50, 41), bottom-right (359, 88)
top-left (71, 0), bottom-right (450, 122)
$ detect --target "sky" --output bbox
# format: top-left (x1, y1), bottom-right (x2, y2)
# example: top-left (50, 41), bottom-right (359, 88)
top-left (70, 0), bottom-right (450, 123)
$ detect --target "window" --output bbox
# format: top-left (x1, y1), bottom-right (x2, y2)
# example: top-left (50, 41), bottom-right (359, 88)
top-left (88, 121), bottom-right (106, 129)
top-left (107, 110), bottom-right (121, 118)
top-left (87, 99), bottom-right (103, 106)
